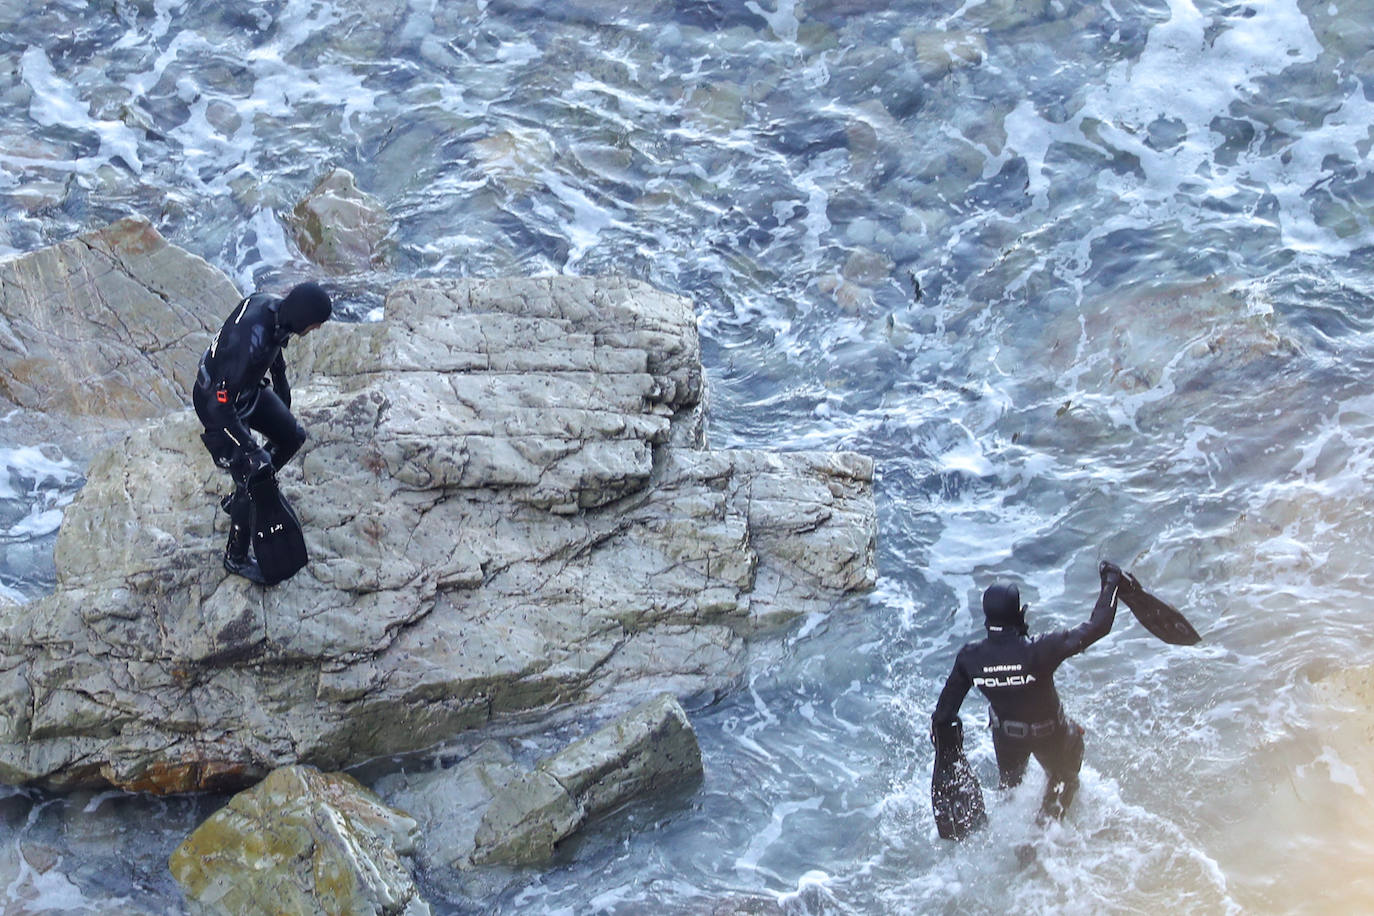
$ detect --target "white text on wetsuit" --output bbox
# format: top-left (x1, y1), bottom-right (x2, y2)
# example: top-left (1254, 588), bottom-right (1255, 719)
top-left (973, 663), bottom-right (1036, 688)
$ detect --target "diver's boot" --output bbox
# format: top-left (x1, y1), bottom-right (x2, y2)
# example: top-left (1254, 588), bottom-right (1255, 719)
top-left (223, 549), bottom-right (267, 585)
top-left (220, 482), bottom-right (250, 514)
top-left (222, 499), bottom-right (267, 585)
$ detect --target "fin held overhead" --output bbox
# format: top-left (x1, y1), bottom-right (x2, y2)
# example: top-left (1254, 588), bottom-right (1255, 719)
top-left (1120, 572), bottom-right (1201, 646)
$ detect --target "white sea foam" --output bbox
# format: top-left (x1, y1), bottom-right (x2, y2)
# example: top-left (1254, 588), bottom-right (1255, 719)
top-left (733, 795), bottom-right (824, 880)
top-left (18, 47), bottom-right (145, 174)
top-left (995, 0), bottom-right (1352, 267)
top-left (4, 866), bottom-right (119, 914)
top-left (1315, 745), bottom-right (1366, 796)
top-left (0, 448), bottom-right (79, 501)
top-left (746, 0), bottom-right (801, 44)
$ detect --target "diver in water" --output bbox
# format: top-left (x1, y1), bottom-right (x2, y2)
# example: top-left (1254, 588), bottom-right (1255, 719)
top-left (192, 282), bottom-right (332, 584)
top-left (931, 561), bottom-right (1122, 821)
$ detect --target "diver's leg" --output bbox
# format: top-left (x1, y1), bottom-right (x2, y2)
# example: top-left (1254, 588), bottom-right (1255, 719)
top-left (244, 388), bottom-right (307, 471)
top-left (222, 484), bottom-right (266, 584)
top-left (1037, 722), bottom-right (1085, 820)
top-left (992, 730), bottom-right (1031, 790)
top-left (224, 485), bottom-right (251, 559)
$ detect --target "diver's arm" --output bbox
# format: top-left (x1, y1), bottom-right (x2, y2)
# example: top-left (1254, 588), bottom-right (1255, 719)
top-left (932, 651), bottom-right (973, 728)
top-left (268, 350), bottom-right (290, 408)
top-left (1041, 562), bottom-right (1122, 663)
top-left (1071, 564), bottom-right (1122, 652)
top-left (202, 347), bottom-right (257, 456)
top-left (202, 309), bottom-right (271, 481)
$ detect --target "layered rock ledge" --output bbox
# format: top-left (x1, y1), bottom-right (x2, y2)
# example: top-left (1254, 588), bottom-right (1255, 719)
top-left (0, 220), bottom-right (877, 793)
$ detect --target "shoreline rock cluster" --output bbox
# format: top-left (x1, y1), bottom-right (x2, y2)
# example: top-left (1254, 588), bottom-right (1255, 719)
top-left (170, 693), bottom-right (700, 915)
top-left (0, 216), bottom-right (877, 909)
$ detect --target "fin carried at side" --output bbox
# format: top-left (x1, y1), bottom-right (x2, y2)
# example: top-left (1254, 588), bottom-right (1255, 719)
top-left (931, 718), bottom-right (987, 841)
top-left (247, 473), bottom-right (308, 586)
top-left (1119, 572), bottom-right (1201, 646)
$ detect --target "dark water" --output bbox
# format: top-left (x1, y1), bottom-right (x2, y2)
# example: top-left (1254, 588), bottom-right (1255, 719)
top-left (4, 0), bottom-right (1374, 911)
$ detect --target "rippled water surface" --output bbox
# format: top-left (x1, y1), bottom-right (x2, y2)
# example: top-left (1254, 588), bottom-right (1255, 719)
top-left (4, 0), bottom-right (1374, 911)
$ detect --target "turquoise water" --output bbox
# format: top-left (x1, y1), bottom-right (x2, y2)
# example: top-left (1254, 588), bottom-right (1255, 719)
top-left (4, 0), bottom-right (1374, 911)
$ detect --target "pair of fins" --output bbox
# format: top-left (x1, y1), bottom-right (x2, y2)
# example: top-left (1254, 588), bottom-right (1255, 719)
top-left (247, 474), bottom-right (308, 586)
top-left (931, 570), bottom-right (1201, 841)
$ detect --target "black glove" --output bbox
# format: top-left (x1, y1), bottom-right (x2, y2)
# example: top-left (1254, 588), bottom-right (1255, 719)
top-left (1099, 560), bottom-right (1123, 588)
top-left (930, 716), bottom-right (960, 746)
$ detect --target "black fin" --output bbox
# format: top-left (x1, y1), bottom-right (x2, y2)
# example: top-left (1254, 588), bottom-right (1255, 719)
top-left (1120, 573), bottom-right (1201, 646)
top-left (931, 718), bottom-right (987, 841)
top-left (247, 475), bottom-right (308, 586)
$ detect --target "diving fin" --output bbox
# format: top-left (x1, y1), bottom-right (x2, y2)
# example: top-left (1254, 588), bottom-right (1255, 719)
top-left (247, 473), bottom-right (308, 586)
top-left (1119, 572), bottom-right (1201, 646)
top-left (931, 718), bottom-right (987, 841)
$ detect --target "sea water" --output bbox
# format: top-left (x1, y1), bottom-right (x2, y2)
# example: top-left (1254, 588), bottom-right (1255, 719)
top-left (3, 0), bottom-right (1374, 911)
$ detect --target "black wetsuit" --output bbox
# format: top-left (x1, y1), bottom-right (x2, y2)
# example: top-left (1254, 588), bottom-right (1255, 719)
top-left (192, 293), bottom-right (309, 568)
top-left (192, 292), bottom-right (307, 478)
top-left (932, 581), bottom-right (1119, 819)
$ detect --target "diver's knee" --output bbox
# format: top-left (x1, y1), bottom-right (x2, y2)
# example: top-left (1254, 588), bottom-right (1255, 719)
top-left (269, 425), bottom-right (308, 470)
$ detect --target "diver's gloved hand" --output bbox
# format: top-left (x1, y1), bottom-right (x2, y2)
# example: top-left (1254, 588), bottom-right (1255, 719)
top-left (1099, 560), bottom-right (1123, 588)
top-left (930, 716), bottom-right (960, 746)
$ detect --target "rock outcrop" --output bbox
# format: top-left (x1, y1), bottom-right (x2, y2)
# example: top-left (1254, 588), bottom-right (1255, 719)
top-left (470, 692), bottom-right (701, 867)
top-left (0, 216), bottom-right (235, 421)
top-left (169, 765), bottom-right (430, 916)
top-left (0, 245), bottom-right (877, 793)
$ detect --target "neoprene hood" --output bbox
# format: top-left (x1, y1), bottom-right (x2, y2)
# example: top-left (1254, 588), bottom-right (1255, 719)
top-left (983, 582), bottom-right (1027, 635)
top-left (278, 282), bottom-right (333, 333)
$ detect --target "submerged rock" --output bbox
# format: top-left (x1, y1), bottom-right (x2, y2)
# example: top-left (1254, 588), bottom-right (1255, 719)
top-left (905, 30), bottom-right (988, 82)
top-left (470, 128), bottom-right (557, 194)
top-left (947, 0), bottom-right (1049, 31)
top-left (169, 765), bottom-right (429, 916)
top-left (1037, 275), bottom-right (1299, 408)
top-left (0, 260), bottom-right (877, 792)
top-left (288, 167), bottom-right (394, 273)
top-left (376, 742), bottom-right (523, 875)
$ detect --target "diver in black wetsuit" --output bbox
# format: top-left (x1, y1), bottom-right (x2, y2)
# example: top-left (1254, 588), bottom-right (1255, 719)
top-left (192, 282), bottom-right (332, 584)
top-left (932, 561), bottom-right (1122, 821)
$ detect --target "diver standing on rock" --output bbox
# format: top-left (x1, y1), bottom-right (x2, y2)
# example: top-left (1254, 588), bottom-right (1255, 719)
top-left (931, 562), bottom-right (1122, 826)
top-left (192, 282), bottom-right (332, 584)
